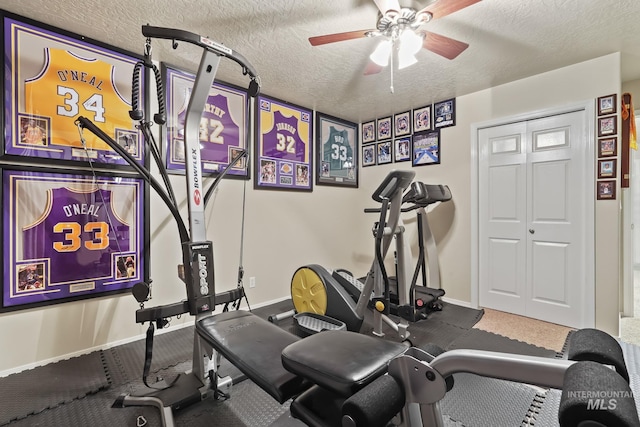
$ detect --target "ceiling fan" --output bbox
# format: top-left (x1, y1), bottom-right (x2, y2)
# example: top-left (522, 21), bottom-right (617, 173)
top-left (309, 0), bottom-right (481, 75)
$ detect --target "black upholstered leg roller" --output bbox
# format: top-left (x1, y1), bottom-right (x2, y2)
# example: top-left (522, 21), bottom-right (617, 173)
top-left (559, 361), bottom-right (640, 427)
top-left (567, 328), bottom-right (629, 382)
top-left (342, 374), bottom-right (405, 427)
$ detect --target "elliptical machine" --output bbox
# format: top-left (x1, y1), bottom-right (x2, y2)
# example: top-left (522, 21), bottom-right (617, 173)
top-left (290, 169), bottom-right (418, 340)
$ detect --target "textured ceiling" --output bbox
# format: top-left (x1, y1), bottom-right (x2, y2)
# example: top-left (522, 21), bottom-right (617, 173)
top-left (1, 0), bottom-right (640, 123)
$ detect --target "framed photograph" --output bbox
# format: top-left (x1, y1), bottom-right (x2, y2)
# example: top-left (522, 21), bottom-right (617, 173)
top-left (597, 180), bottom-right (616, 200)
top-left (393, 111), bottom-right (411, 137)
top-left (362, 120), bottom-right (376, 144)
top-left (597, 115), bottom-right (617, 137)
top-left (362, 145), bottom-right (376, 167)
top-left (2, 11), bottom-right (145, 167)
top-left (412, 130), bottom-right (440, 166)
top-left (377, 116), bottom-right (392, 141)
top-left (597, 94), bottom-right (617, 116)
top-left (394, 137), bottom-right (412, 162)
top-left (255, 94), bottom-right (312, 191)
top-left (598, 137), bottom-right (617, 157)
top-left (434, 98), bottom-right (456, 129)
top-left (315, 112), bottom-right (358, 188)
top-left (598, 159), bottom-right (617, 179)
top-left (413, 105), bottom-right (432, 132)
top-left (377, 141), bottom-right (392, 165)
top-left (2, 167), bottom-right (146, 311)
top-left (162, 63), bottom-right (249, 178)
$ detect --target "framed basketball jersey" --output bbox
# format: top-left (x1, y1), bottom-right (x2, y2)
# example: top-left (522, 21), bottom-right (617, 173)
top-left (255, 94), bottom-right (313, 191)
top-left (1, 167), bottom-right (147, 311)
top-left (2, 11), bottom-right (145, 167)
top-left (162, 63), bottom-right (249, 178)
top-left (315, 111), bottom-right (359, 188)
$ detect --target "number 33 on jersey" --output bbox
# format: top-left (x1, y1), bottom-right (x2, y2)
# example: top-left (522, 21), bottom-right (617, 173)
top-left (24, 48), bottom-right (134, 151)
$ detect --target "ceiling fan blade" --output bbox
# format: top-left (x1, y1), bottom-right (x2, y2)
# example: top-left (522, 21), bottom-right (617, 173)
top-left (422, 31), bottom-right (469, 60)
top-left (364, 61), bottom-right (384, 75)
top-left (418, 0), bottom-right (481, 20)
top-left (309, 30), bottom-right (371, 46)
top-left (372, 0), bottom-right (400, 14)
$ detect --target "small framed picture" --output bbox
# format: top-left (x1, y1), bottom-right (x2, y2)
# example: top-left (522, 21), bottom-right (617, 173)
top-left (393, 111), bottom-right (411, 137)
top-left (434, 98), bottom-right (456, 129)
top-left (597, 94), bottom-right (617, 116)
top-left (597, 180), bottom-right (616, 200)
top-left (598, 137), bottom-right (617, 158)
top-left (413, 105), bottom-right (432, 132)
top-left (362, 120), bottom-right (376, 144)
top-left (362, 144), bottom-right (376, 167)
top-left (394, 137), bottom-right (411, 162)
top-left (412, 130), bottom-right (440, 166)
top-left (377, 141), bottom-right (392, 164)
top-left (597, 115), bottom-right (617, 137)
top-left (598, 159), bottom-right (617, 179)
top-left (377, 116), bottom-right (392, 140)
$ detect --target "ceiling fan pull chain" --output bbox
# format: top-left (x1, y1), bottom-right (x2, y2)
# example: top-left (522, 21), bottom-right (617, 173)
top-left (390, 44), bottom-right (395, 93)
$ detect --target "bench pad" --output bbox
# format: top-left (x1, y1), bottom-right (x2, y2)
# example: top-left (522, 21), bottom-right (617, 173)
top-left (196, 310), bottom-right (308, 403)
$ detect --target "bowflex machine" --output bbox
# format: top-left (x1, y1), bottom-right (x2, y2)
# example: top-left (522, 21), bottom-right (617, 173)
top-left (78, 25), bottom-right (639, 427)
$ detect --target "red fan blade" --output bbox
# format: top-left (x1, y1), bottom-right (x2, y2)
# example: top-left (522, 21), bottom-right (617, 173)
top-left (364, 61), bottom-right (384, 75)
top-left (309, 30), bottom-right (371, 46)
top-left (418, 0), bottom-right (481, 20)
top-left (422, 31), bottom-right (469, 60)
top-left (373, 0), bottom-right (400, 14)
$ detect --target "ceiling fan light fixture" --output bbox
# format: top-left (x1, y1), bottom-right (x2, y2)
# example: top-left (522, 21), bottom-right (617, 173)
top-left (370, 39), bottom-right (392, 66)
top-left (399, 29), bottom-right (423, 56)
top-left (398, 52), bottom-right (418, 69)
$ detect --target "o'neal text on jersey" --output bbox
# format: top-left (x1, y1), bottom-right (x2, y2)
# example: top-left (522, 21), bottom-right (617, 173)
top-left (62, 203), bottom-right (102, 218)
top-left (56, 69), bottom-right (104, 90)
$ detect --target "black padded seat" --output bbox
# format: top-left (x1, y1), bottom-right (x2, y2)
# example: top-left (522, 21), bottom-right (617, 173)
top-left (281, 330), bottom-right (406, 397)
top-left (196, 310), bottom-right (309, 403)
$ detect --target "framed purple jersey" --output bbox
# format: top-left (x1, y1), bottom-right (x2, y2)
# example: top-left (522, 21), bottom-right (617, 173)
top-left (163, 63), bottom-right (248, 178)
top-left (2, 168), bottom-right (146, 311)
top-left (2, 11), bottom-right (144, 167)
top-left (255, 95), bottom-right (312, 191)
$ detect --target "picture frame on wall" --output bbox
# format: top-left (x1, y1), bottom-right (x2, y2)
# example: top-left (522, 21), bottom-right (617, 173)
top-left (255, 94), bottom-right (313, 191)
top-left (597, 94), bottom-right (617, 116)
top-left (597, 180), bottom-right (616, 200)
top-left (393, 111), bottom-right (411, 137)
top-left (362, 145), bottom-right (376, 167)
top-left (377, 141), bottom-right (392, 164)
top-left (598, 137), bottom-right (617, 157)
top-left (377, 116), bottom-right (392, 140)
top-left (162, 63), bottom-right (249, 178)
top-left (1, 166), bottom-right (146, 311)
top-left (413, 105), bottom-right (432, 132)
top-left (362, 120), bottom-right (376, 144)
top-left (315, 111), bottom-right (358, 188)
top-left (2, 11), bottom-right (145, 168)
top-left (394, 137), bottom-right (411, 162)
top-left (597, 115), bottom-right (617, 137)
top-left (597, 159), bottom-right (617, 179)
top-left (434, 98), bottom-right (456, 129)
top-left (412, 130), bottom-right (440, 166)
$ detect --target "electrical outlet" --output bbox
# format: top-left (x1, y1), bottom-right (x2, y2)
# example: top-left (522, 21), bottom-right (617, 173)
top-left (249, 277), bottom-right (256, 288)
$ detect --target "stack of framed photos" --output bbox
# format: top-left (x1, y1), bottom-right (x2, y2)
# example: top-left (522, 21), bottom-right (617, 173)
top-left (361, 98), bottom-right (456, 168)
top-left (595, 94), bottom-right (618, 200)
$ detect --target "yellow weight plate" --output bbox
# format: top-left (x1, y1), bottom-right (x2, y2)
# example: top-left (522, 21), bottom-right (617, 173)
top-left (291, 267), bottom-right (328, 315)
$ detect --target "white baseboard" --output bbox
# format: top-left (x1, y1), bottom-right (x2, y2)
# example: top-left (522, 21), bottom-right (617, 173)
top-left (442, 296), bottom-right (473, 309)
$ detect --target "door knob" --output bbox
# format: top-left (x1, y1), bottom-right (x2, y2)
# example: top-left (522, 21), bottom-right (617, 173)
top-left (529, 229), bottom-right (535, 234)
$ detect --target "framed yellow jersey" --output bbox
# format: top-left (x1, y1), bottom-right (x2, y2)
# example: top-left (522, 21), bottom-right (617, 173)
top-left (3, 11), bottom-right (144, 167)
